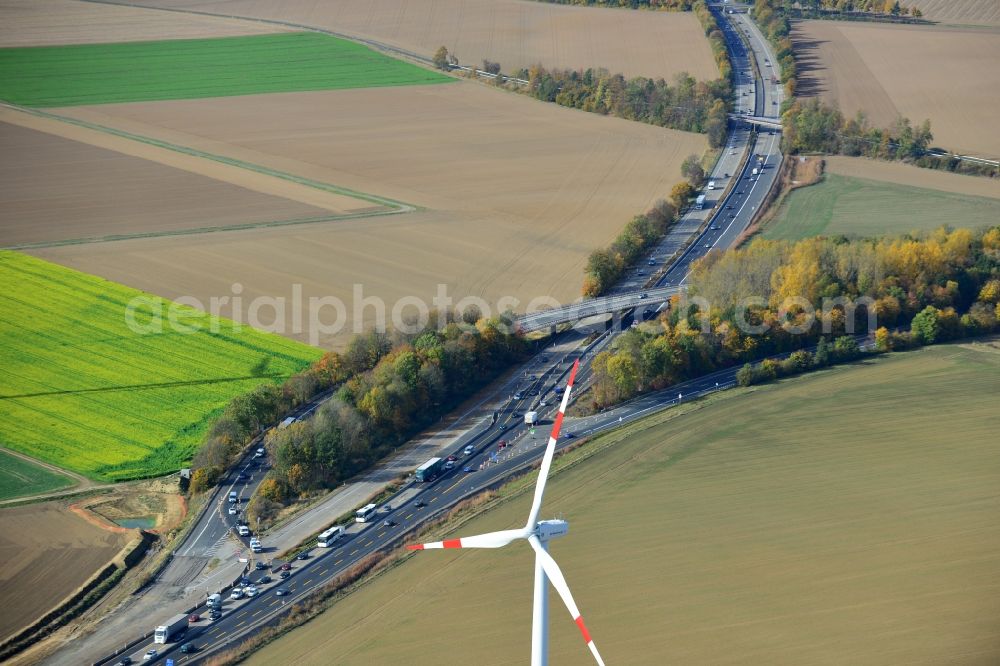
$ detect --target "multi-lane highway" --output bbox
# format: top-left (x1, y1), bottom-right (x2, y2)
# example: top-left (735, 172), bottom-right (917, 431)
top-left (84, 5), bottom-right (785, 665)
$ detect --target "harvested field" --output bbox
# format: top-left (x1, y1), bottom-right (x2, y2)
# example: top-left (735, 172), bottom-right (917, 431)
top-left (141, 0), bottom-right (718, 81)
top-left (763, 172), bottom-right (1000, 240)
top-left (0, 0), bottom-right (289, 47)
top-left (793, 20), bottom-right (1000, 157)
top-left (247, 342), bottom-right (1000, 665)
top-left (0, 251), bottom-right (321, 481)
top-left (45, 82), bottom-right (707, 348)
top-left (0, 120), bottom-right (351, 248)
top-left (824, 155), bottom-right (1000, 199)
top-left (0, 500), bottom-right (130, 642)
top-left (910, 0), bottom-right (1000, 26)
top-left (0, 32), bottom-right (451, 107)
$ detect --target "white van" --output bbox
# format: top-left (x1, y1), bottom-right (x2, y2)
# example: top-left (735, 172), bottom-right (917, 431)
top-left (707, 181), bottom-right (716, 190)
top-left (228, 491), bottom-right (238, 503)
top-left (237, 525), bottom-right (250, 537)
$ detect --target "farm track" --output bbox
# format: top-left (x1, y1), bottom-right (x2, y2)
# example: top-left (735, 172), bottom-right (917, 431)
top-left (0, 447), bottom-right (110, 506)
top-left (0, 103), bottom-right (419, 231)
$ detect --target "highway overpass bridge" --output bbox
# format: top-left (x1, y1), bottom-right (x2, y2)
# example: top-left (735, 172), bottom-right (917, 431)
top-left (517, 285), bottom-right (683, 333)
top-left (730, 113), bottom-right (783, 130)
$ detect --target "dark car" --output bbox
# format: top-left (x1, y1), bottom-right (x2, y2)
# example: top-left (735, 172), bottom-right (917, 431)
top-left (414, 499), bottom-right (427, 508)
top-left (383, 519), bottom-right (397, 527)
top-left (259, 575), bottom-right (273, 584)
top-left (565, 433), bottom-right (577, 439)
top-left (209, 608), bottom-right (222, 620)
top-left (180, 643), bottom-right (196, 654)
top-left (280, 570), bottom-right (291, 579)
top-left (255, 561), bottom-right (266, 570)
top-left (296, 552), bottom-right (309, 560)
top-left (463, 466), bottom-right (475, 473)
top-left (276, 587), bottom-right (290, 596)
top-left (116, 659), bottom-right (133, 666)
top-left (240, 575), bottom-right (252, 585)
top-left (280, 562), bottom-right (291, 571)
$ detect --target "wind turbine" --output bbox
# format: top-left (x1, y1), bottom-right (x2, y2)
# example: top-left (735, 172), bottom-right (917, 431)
top-left (407, 359), bottom-right (605, 665)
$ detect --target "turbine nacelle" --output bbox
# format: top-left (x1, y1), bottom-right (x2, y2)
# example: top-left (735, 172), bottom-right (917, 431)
top-left (535, 518), bottom-right (568, 541)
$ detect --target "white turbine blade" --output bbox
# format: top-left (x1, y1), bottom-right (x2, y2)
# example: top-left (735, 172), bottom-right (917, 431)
top-left (525, 359), bottom-right (580, 530)
top-left (528, 535), bottom-right (605, 666)
top-left (406, 527), bottom-right (527, 551)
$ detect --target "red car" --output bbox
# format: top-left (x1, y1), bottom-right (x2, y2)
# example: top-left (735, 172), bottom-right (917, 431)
top-left (188, 613), bottom-right (200, 623)
top-left (497, 440), bottom-right (508, 450)
top-left (280, 562), bottom-right (291, 571)
top-left (446, 455), bottom-right (457, 462)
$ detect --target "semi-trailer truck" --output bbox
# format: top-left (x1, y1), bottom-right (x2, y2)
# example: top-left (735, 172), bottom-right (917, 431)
top-left (154, 614), bottom-right (188, 644)
top-left (415, 457), bottom-right (446, 482)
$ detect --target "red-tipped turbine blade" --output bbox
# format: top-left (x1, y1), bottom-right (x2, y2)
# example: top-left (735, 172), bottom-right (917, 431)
top-left (525, 359), bottom-right (580, 530)
top-left (529, 535), bottom-right (605, 666)
top-left (406, 528), bottom-right (527, 551)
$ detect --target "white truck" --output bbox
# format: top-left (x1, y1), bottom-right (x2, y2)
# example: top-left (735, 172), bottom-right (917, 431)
top-left (752, 167), bottom-right (759, 176)
top-left (154, 614), bottom-right (188, 644)
top-left (524, 411), bottom-right (539, 426)
top-left (695, 194), bottom-right (706, 210)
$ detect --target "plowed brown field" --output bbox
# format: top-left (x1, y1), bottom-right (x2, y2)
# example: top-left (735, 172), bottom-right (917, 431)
top-left (910, 0), bottom-right (1000, 26)
top-left (0, 0), bottom-right (289, 47)
top-left (0, 120), bottom-right (346, 248)
top-left (41, 82), bottom-right (706, 348)
top-left (138, 0), bottom-right (718, 81)
top-left (793, 20), bottom-right (1000, 157)
top-left (0, 501), bottom-right (129, 642)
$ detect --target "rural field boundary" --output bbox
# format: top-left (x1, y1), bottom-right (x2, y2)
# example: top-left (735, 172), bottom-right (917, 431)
top-left (81, 0), bottom-right (441, 70)
top-left (1, 102), bottom-right (420, 248)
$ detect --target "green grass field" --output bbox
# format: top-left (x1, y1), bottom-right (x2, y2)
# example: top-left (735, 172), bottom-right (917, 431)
top-left (0, 251), bottom-right (321, 481)
top-left (0, 449), bottom-right (75, 501)
top-left (248, 341), bottom-right (1000, 665)
top-left (764, 173), bottom-right (1000, 240)
top-left (0, 32), bottom-right (452, 107)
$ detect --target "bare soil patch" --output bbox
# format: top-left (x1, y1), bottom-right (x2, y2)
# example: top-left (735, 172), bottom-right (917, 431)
top-left (0, 119), bottom-right (351, 247)
top-left (0, 0), bottom-right (290, 47)
top-left (910, 0), bottom-right (1000, 26)
top-left (141, 0), bottom-right (718, 81)
top-left (823, 156), bottom-right (1000, 199)
top-left (792, 20), bottom-right (1000, 157)
top-left (0, 500), bottom-right (129, 642)
top-left (44, 82), bottom-right (706, 348)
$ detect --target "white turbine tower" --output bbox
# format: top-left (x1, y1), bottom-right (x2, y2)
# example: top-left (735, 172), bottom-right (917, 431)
top-left (407, 359), bottom-right (605, 665)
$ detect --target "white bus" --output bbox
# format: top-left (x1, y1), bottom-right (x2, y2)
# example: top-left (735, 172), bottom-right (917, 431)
top-left (355, 503), bottom-right (378, 523)
top-left (317, 525), bottom-right (344, 547)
